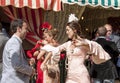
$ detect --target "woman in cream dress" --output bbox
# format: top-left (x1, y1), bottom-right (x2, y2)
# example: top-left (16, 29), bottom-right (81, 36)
top-left (37, 28), bottom-right (60, 83)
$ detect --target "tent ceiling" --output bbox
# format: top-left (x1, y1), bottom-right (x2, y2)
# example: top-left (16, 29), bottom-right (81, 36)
top-left (1, 0), bottom-right (120, 12)
top-left (0, 0), bottom-right (61, 11)
top-left (62, 0), bottom-right (120, 10)
top-left (0, 7), bottom-right (10, 23)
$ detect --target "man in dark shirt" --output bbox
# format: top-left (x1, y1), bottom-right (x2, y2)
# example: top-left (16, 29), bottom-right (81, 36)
top-left (96, 26), bottom-right (119, 65)
top-left (92, 26), bottom-right (119, 83)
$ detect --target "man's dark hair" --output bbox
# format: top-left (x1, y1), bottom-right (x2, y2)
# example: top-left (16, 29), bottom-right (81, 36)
top-left (0, 22), bottom-right (2, 31)
top-left (10, 19), bottom-right (26, 33)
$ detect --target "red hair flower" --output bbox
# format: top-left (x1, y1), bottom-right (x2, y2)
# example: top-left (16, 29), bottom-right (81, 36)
top-left (41, 22), bottom-right (52, 30)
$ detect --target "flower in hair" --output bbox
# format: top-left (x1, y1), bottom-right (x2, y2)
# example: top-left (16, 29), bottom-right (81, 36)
top-left (68, 14), bottom-right (78, 22)
top-left (41, 22), bottom-right (52, 30)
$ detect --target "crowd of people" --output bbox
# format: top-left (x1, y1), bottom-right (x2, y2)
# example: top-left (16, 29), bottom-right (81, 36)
top-left (0, 14), bottom-right (120, 83)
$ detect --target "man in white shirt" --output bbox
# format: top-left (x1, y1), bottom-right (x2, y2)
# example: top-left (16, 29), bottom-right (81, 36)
top-left (1, 19), bottom-right (35, 83)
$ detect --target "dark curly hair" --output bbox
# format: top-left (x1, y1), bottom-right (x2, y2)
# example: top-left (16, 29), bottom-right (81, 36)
top-left (66, 21), bottom-right (85, 38)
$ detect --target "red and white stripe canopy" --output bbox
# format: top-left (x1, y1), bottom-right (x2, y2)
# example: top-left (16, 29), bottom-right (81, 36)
top-left (0, 0), bottom-right (61, 11)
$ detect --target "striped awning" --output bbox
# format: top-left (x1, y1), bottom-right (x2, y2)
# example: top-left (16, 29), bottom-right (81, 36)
top-left (62, 0), bottom-right (120, 9)
top-left (0, 0), bottom-right (61, 11)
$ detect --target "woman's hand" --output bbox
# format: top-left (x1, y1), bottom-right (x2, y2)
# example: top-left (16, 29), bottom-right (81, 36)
top-left (33, 51), bottom-right (39, 56)
top-left (40, 63), bottom-right (47, 71)
top-left (72, 39), bottom-right (88, 47)
top-left (72, 39), bottom-right (90, 54)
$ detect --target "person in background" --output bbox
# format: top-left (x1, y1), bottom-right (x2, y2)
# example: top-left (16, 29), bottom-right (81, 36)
top-left (0, 22), bottom-right (9, 77)
top-left (91, 26), bottom-right (119, 83)
top-left (2, 28), bottom-right (10, 38)
top-left (104, 24), bottom-right (120, 52)
top-left (0, 22), bottom-right (9, 62)
top-left (0, 22), bottom-right (10, 38)
top-left (96, 26), bottom-right (119, 65)
top-left (104, 24), bottom-right (120, 80)
top-left (1, 19), bottom-right (35, 83)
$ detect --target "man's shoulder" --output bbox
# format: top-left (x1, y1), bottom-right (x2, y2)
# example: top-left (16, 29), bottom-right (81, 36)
top-left (96, 38), bottom-right (106, 42)
top-left (108, 41), bottom-right (116, 46)
top-left (5, 37), bottom-right (21, 50)
top-left (0, 33), bottom-right (9, 39)
top-left (6, 36), bottom-right (19, 44)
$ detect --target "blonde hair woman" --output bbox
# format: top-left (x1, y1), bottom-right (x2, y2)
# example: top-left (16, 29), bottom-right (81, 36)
top-left (37, 28), bottom-right (60, 83)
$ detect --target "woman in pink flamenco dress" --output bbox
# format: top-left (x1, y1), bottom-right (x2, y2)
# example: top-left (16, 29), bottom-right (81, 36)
top-left (53, 20), bottom-right (112, 83)
top-left (59, 41), bottom-right (90, 83)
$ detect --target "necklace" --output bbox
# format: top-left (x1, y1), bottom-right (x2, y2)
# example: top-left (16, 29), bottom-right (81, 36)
top-left (71, 49), bottom-right (74, 53)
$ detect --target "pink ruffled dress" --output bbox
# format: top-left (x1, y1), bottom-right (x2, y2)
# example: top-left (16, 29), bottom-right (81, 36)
top-left (58, 41), bottom-right (90, 83)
